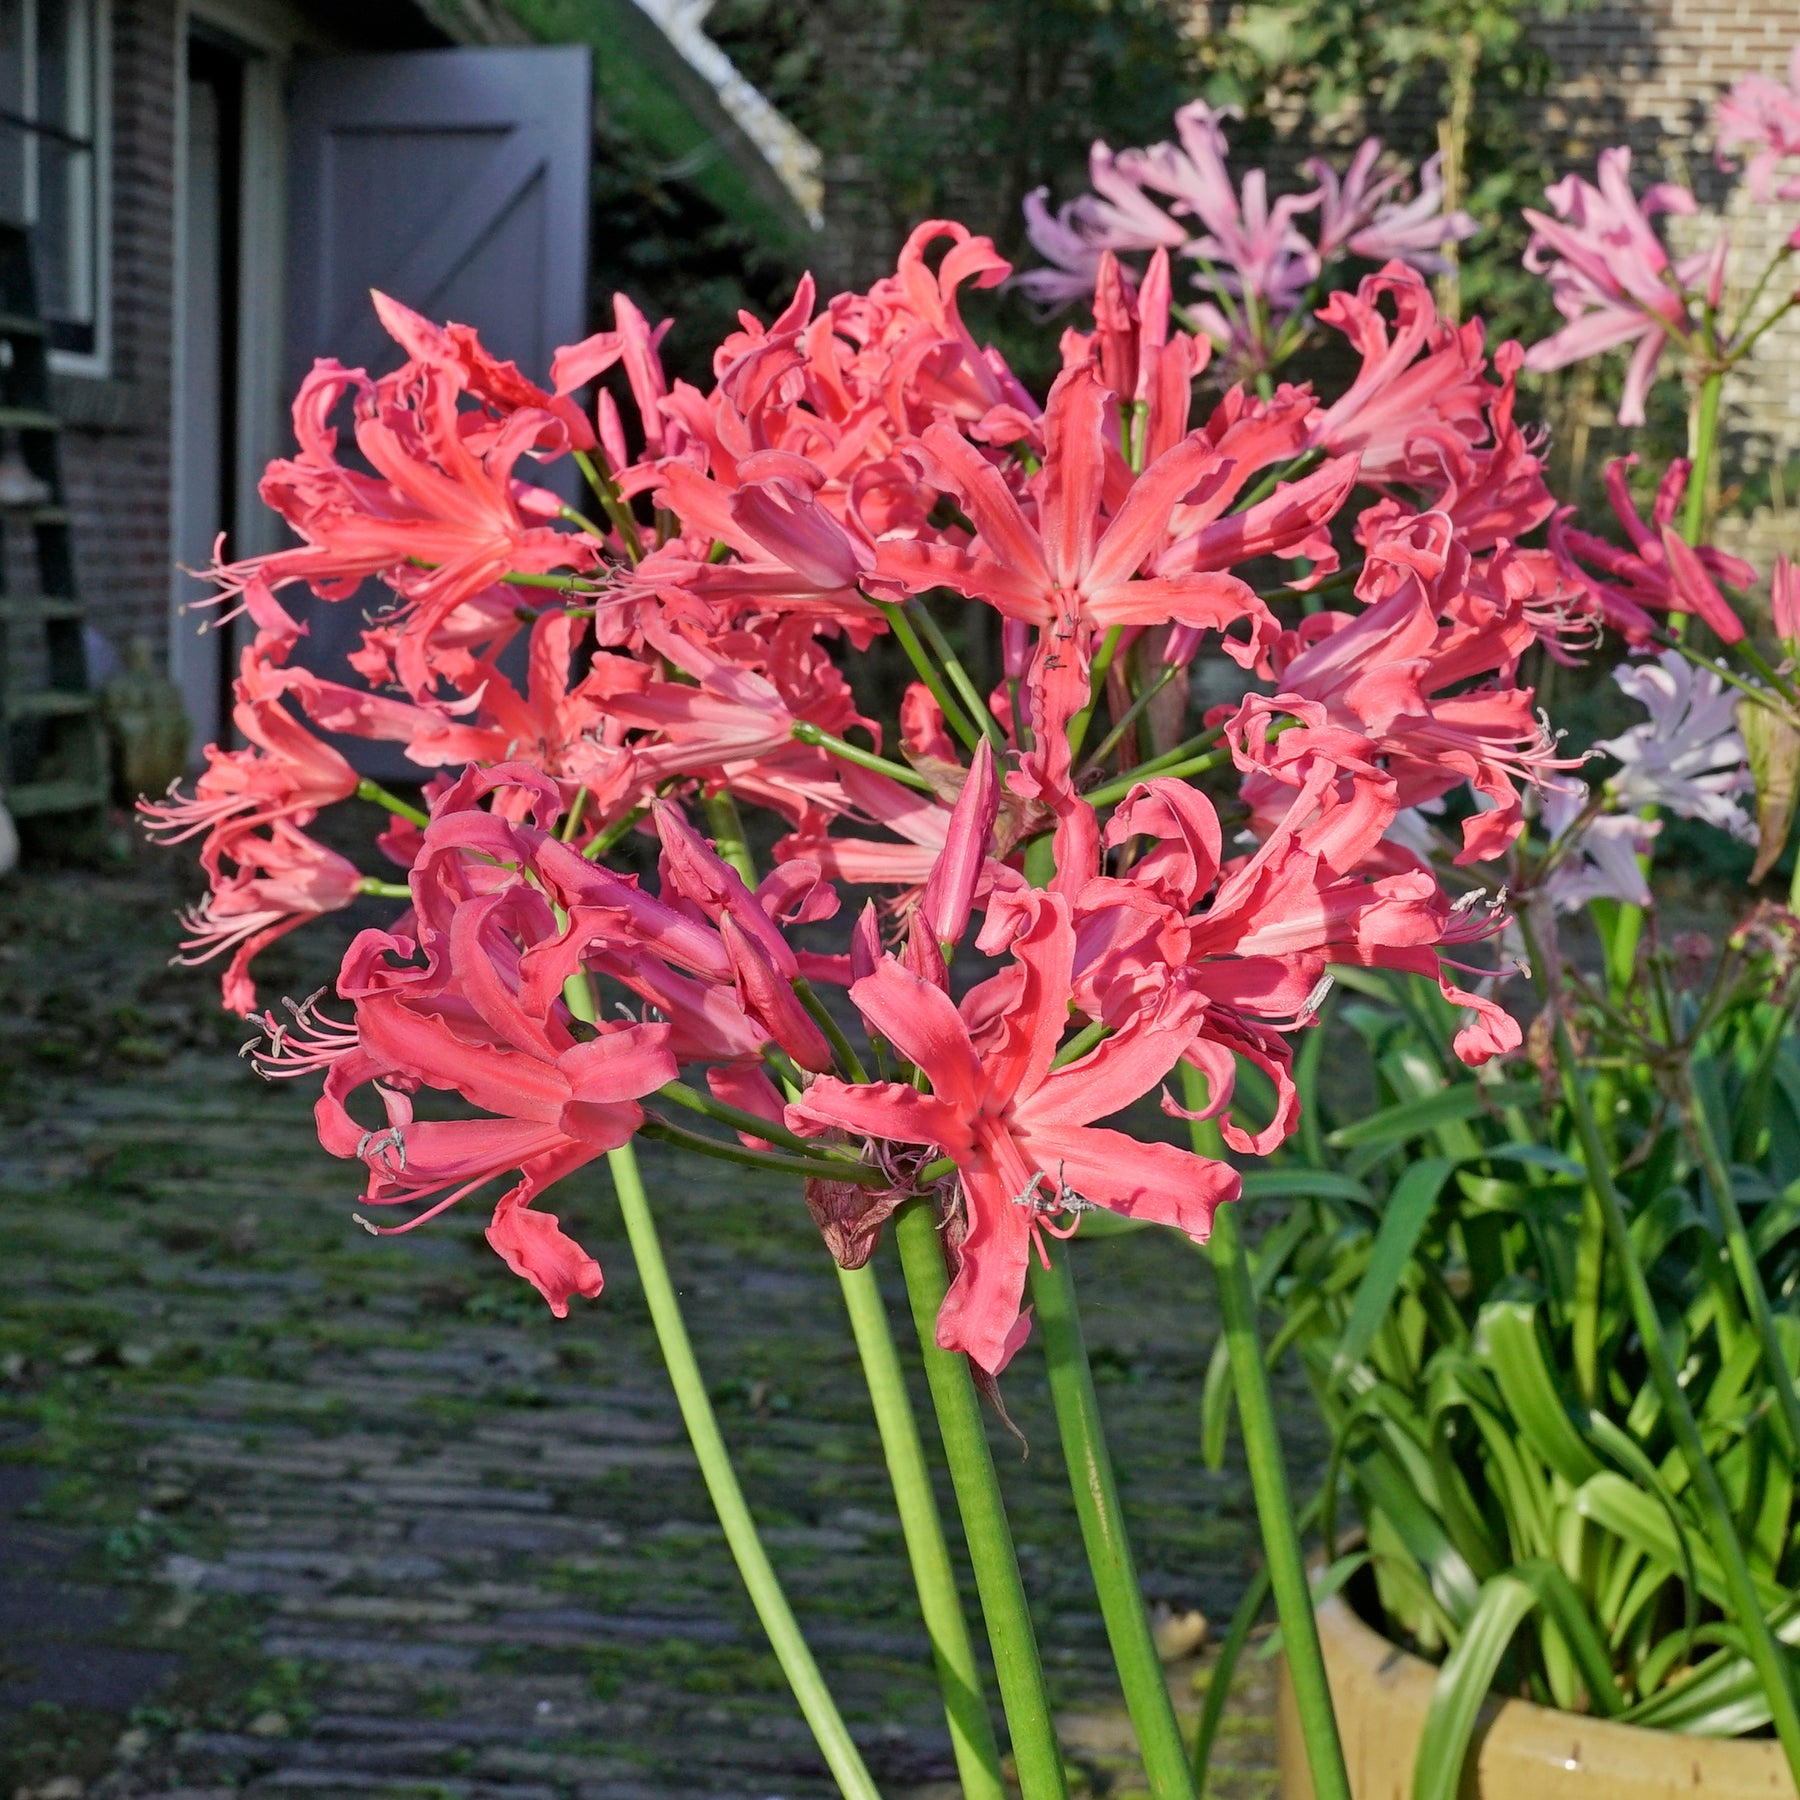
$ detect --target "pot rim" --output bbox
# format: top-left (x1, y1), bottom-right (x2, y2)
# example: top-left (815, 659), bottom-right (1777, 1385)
top-left (1310, 1584), bottom-right (1797, 1788)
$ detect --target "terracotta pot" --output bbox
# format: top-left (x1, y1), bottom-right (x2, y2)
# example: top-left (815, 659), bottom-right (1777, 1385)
top-left (1278, 1590), bottom-right (1796, 1799)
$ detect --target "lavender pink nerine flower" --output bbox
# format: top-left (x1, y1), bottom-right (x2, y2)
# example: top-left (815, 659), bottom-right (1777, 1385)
top-left (1018, 103), bottom-right (1474, 375)
top-left (1521, 147), bottom-right (1725, 428)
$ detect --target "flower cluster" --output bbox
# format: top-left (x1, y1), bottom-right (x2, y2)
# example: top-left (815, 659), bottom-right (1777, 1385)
top-left (150, 212), bottom-right (1576, 1373)
top-left (1019, 103), bottom-right (1474, 379)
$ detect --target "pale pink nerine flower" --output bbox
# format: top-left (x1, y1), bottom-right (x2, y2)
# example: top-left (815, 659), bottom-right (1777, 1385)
top-left (1595, 649), bottom-right (1756, 843)
top-left (176, 820), bottom-right (364, 1013)
top-left (1309, 143), bottom-right (1475, 275)
top-left (1538, 780), bottom-right (1658, 913)
top-left (787, 889), bottom-right (1235, 1375)
top-left (1714, 44), bottom-right (1800, 204)
top-left (1522, 147), bottom-right (1725, 427)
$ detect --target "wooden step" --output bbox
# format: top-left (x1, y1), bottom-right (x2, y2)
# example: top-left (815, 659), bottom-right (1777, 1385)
top-left (0, 594), bottom-right (83, 621)
top-left (0, 312), bottom-right (48, 340)
top-left (6, 776), bottom-right (107, 818)
top-left (4, 689), bottom-right (97, 721)
top-left (0, 407), bottom-right (59, 432)
top-left (0, 503), bottom-right (69, 524)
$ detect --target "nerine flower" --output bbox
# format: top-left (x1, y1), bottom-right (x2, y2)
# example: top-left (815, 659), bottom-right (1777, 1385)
top-left (1551, 456), bottom-right (1752, 645)
top-left (1537, 780), bottom-right (1658, 913)
top-left (1522, 148), bottom-right (1724, 427)
top-left (1595, 649), bottom-right (1756, 842)
top-left (787, 890), bottom-right (1236, 1374)
top-left (1714, 45), bottom-right (1800, 204)
top-left (1310, 144), bottom-right (1474, 274)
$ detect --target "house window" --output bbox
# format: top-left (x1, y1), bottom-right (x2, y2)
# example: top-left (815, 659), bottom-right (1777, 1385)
top-left (0, 0), bottom-right (107, 364)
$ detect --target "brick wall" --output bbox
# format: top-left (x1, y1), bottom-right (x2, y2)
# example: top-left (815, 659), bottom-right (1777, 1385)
top-left (1530, 1), bottom-right (1800, 571)
top-left (53, 0), bottom-right (178, 665)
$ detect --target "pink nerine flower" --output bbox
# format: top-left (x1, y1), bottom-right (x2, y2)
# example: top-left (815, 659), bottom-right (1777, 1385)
top-left (1310, 144), bottom-right (1475, 275)
top-left (1714, 45), bottom-right (1800, 204)
top-left (1522, 148), bottom-right (1724, 427)
top-left (176, 821), bottom-right (364, 1013)
top-left (787, 891), bottom-right (1236, 1374)
top-left (1550, 456), bottom-right (1753, 644)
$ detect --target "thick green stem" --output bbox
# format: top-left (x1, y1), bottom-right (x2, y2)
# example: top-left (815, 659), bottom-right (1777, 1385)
top-left (639, 1117), bottom-right (886, 1186)
top-left (583, 803), bottom-right (646, 861)
top-left (1571, 1183), bottom-right (1605, 1409)
top-left (1086, 748), bottom-right (1228, 809)
top-left (1181, 1070), bottom-right (1352, 1800)
top-left (657, 1078), bottom-right (859, 1163)
top-left (1682, 1091), bottom-right (1800, 1460)
top-left (1028, 1250), bottom-right (1196, 1800)
top-left (356, 777), bottom-right (429, 830)
top-left (907, 602), bottom-right (1007, 752)
top-left (357, 877), bottom-right (412, 899)
top-left (1080, 663), bottom-right (1179, 777)
top-left (837, 1259), bottom-right (1006, 1800)
top-left (1682, 372), bottom-right (1724, 548)
top-left (572, 447), bottom-right (645, 563)
top-left (1610, 372), bottom-right (1726, 985)
top-left (873, 599), bottom-right (983, 754)
top-left (703, 789), bottom-right (756, 883)
top-left (604, 1140), bottom-right (882, 1800)
top-left (1525, 943), bottom-right (1800, 1782)
top-left (792, 721), bottom-right (935, 792)
top-left (1068, 626), bottom-right (1125, 761)
top-left (892, 1201), bottom-right (1068, 1800)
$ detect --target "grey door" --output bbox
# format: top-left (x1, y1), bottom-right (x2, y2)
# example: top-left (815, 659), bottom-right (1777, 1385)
top-left (282, 45), bottom-right (592, 775)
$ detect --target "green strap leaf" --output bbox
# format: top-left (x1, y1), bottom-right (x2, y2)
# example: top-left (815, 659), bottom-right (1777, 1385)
top-left (1478, 1297), bottom-right (1603, 1486)
top-left (1326, 1081), bottom-right (1539, 1150)
top-left (1413, 1562), bottom-right (1619, 1800)
top-left (1330, 1157), bottom-right (1456, 1381)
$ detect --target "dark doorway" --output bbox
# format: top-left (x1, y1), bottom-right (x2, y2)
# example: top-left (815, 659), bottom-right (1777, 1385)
top-left (171, 32), bottom-right (244, 752)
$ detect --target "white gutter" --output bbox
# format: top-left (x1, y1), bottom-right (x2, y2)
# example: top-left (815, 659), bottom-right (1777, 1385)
top-left (627, 0), bottom-right (824, 229)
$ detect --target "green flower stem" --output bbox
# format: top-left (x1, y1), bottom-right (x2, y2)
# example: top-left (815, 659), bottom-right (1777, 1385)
top-left (1180, 1068), bottom-right (1351, 1800)
top-left (639, 1116), bottom-right (887, 1186)
top-left (1086, 748), bottom-right (1228, 809)
top-left (499, 570), bottom-right (602, 592)
top-left (1027, 1249), bottom-right (1197, 1800)
top-left (1680, 1088), bottom-right (1800, 1460)
top-left (837, 1259), bottom-right (1007, 1800)
top-left (583, 803), bottom-right (646, 861)
top-left (559, 786), bottom-right (591, 843)
top-left (1232, 446), bottom-right (1323, 515)
top-left (794, 977), bottom-right (869, 1082)
top-left (1068, 626), bottom-right (1125, 760)
top-left (791, 721), bottom-right (935, 792)
top-left (355, 777), bottom-right (429, 829)
top-left (1079, 663), bottom-right (1180, 777)
top-left (873, 599), bottom-right (984, 754)
top-left (572, 447), bottom-right (644, 563)
top-left (703, 789), bottom-right (755, 880)
top-left (656, 1078), bottom-right (861, 1164)
top-left (1105, 726), bottom-right (1224, 789)
top-left (1682, 371), bottom-right (1724, 548)
top-left (357, 877), bottom-right (412, 899)
top-left (892, 1199), bottom-right (1069, 1800)
top-left (1525, 931), bottom-right (1800, 1784)
top-left (1609, 370), bottom-right (1726, 989)
top-left (906, 602), bottom-right (1007, 752)
top-left (604, 1140), bottom-right (882, 1800)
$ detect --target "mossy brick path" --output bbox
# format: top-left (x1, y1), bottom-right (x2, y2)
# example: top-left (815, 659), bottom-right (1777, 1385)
top-left (0, 853), bottom-right (1321, 1800)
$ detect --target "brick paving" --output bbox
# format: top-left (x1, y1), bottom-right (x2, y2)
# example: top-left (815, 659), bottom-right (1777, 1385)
top-left (0, 850), bottom-right (1306, 1800)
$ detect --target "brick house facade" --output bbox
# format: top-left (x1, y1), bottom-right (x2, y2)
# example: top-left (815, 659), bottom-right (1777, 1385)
top-left (1529, 1), bottom-right (1800, 569)
top-left (13, 0), bottom-right (1800, 766)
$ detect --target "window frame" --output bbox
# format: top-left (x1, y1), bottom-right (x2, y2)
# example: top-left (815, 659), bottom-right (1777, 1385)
top-left (1, 0), bottom-right (112, 376)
